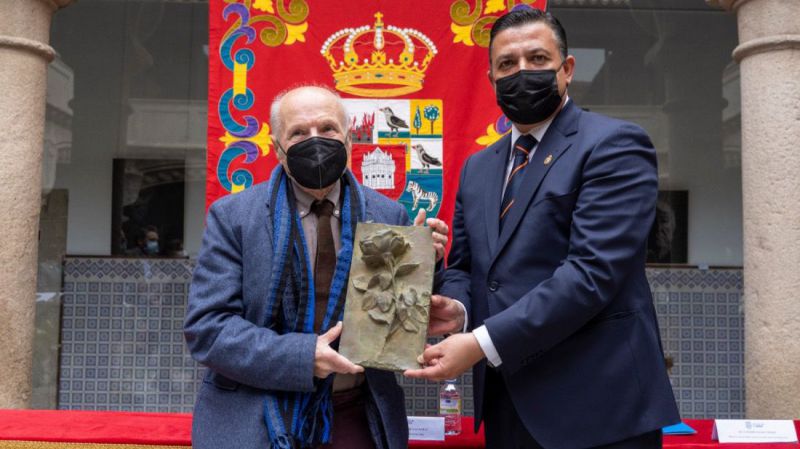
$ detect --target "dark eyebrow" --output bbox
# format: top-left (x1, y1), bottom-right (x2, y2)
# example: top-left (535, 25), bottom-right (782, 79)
top-left (526, 46), bottom-right (551, 55)
top-left (493, 54), bottom-right (514, 66)
top-left (494, 44), bottom-right (550, 65)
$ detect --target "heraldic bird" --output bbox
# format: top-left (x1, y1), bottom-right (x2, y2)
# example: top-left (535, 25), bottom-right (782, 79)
top-left (378, 107), bottom-right (409, 137)
top-left (412, 144), bottom-right (442, 173)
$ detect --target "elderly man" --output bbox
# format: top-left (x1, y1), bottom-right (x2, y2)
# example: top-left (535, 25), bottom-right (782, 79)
top-left (185, 85), bottom-right (448, 449)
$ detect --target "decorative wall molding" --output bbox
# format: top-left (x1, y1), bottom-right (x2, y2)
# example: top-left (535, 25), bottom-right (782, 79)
top-left (0, 36), bottom-right (56, 62)
top-left (733, 34), bottom-right (800, 62)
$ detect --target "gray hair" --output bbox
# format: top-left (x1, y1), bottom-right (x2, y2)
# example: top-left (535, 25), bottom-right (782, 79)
top-left (269, 84), bottom-right (349, 144)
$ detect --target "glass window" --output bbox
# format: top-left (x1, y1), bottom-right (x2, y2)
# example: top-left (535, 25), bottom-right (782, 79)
top-left (112, 158), bottom-right (186, 257)
top-left (45, 0), bottom-right (207, 258)
top-left (36, 0), bottom-right (208, 412)
top-left (552, 3), bottom-right (742, 267)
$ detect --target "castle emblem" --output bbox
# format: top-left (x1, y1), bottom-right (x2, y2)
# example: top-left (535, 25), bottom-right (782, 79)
top-left (361, 147), bottom-right (396, 190)
top-left (320, 12), bottom-right (438, 98)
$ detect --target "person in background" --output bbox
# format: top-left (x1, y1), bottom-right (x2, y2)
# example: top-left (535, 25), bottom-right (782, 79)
top-left (126, 225), bottom-right (160, 257)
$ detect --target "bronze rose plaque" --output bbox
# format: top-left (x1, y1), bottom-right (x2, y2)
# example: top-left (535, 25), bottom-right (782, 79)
top-left (339, 223), bottom-right (435, 371)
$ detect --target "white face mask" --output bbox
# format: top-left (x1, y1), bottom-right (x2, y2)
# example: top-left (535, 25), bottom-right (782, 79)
top-left (145, 240), bottom-right (159, 254)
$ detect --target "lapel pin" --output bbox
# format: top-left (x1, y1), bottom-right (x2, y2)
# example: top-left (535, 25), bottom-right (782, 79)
top-left (543, 154), bottom-right (553, 165)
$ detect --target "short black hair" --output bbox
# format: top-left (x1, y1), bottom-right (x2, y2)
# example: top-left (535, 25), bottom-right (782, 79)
top-left (489, 8), bottom-right (568, 64)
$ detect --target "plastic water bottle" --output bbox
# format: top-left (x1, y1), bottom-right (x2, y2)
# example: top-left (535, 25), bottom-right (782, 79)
top-left (439, 378), bottom-right (462, 436)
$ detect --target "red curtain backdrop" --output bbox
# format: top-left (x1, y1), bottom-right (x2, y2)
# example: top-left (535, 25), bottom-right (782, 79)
top-left (207, 0), bottom-right (547, 228)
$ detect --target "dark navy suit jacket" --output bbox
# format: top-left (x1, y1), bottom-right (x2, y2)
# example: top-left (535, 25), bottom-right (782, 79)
top-left (184, 181), bottom-right (410, 449)
top-left (440, 101), bottom-right (679, 449)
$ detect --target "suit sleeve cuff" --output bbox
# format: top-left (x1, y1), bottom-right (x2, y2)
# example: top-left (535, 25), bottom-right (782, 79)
top-left (473, 325), bottom-right (502, 367)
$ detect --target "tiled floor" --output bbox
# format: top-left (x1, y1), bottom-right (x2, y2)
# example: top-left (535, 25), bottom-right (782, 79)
top-left (58, 258), bottom-right (744, 418)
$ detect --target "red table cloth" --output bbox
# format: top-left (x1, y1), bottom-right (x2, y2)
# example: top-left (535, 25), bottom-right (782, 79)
top-left (1, 410), bottom-right (799, 449)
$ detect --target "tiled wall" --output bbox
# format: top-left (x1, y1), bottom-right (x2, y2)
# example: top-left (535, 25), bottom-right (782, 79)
top-left (58, 258), bottom-right (743, 418)
top-left (649, 268), bottom-right (745, 418)
top-left (59, 258), bottom-right (204, 411)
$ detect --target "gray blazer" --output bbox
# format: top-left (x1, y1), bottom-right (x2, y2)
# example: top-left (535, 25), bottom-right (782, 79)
top-left (184, 180), bottom-right (411, 449)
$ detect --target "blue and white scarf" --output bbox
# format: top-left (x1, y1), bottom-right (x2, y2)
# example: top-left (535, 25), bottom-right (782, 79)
top-left (263, 166), bottom-right (365, 449)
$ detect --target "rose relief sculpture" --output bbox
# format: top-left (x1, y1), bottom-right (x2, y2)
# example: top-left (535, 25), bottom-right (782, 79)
top-left (339, 224), bottom-right (435, 371)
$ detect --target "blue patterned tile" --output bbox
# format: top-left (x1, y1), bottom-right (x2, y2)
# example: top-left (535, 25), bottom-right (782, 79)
top-left (648, 267), bottom-right (744, 419)
top-left (59, 260), bottom-right (745, 418)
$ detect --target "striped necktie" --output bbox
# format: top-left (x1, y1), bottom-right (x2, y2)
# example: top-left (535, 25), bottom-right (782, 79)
top-left (500, 134), bottom-right (538, 231)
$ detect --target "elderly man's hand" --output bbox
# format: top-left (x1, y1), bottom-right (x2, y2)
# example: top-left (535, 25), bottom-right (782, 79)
top-left (428, 295), bottom-right (465, 336)
top-left (403, 333), bottom-right (484, 381)
top-left (413, 209), bottom-right (449, 262)
top-left (314, 322), bottom-right (364, 379)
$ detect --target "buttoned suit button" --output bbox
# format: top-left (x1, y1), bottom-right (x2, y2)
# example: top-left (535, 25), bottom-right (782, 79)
top-left (488, 281), bottom-right (499, 292)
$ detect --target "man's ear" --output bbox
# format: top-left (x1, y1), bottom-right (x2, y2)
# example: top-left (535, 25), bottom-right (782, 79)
top-left (344, 134), bottom-right (353, 168)
top-left (563, 55), bottom-right (576, 86)
top-left (271, 135), bottom-right (283, 161)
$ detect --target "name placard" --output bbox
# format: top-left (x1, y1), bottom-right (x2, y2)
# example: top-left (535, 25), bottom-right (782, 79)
top-left (408, 416), bottom-right (445, 441)
top-left (712, 420), bottom-right (798, 443)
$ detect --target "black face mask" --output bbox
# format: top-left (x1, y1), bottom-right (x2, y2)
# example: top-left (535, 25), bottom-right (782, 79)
top-left (495, 67), bottom-right (563, 125)
top-left (281, 136), bottom-right (348, 190)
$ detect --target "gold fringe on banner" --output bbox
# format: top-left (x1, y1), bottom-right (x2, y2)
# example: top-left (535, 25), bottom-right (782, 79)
top-left (0, 441), bottom-right (189, 449)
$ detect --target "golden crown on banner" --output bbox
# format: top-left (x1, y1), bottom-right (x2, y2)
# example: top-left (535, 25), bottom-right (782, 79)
top-left (321, 12), bottom-right (438, 98)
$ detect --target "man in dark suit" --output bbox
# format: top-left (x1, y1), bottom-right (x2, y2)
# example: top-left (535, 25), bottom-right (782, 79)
top-left (185, 86), bottom-right (448, 449)
top-left (405, 9), bottom-right (679, 449)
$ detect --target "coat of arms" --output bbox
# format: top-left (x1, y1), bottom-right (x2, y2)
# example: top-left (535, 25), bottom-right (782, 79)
top-left (326, 13), bottom-right (443, 219)
top-left (345, 99), bottom-right (443, 218)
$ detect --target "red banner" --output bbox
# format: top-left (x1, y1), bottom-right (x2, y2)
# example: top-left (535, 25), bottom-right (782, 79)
top-left (208, 0), bottom-right (547, 225)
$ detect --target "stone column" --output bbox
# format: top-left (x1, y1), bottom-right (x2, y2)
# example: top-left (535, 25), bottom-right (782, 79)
top-left (0, 0), bottom-right (73, 408)
top-left (708, 0), bottom-right (800, 418)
